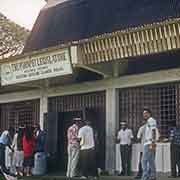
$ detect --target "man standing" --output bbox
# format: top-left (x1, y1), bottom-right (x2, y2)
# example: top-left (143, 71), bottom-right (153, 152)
top-left (136, 122), bottom-right (160, 179)
top-left (66, 117), bottom-right (81, 178)
top-left (0, 127), bottom-right (17, 179)
top-left (117, 122), bottom-right (134, 176)
top-left (142, 108), bottom-right (157, 180)
top-left (78, 120), bottom-right (97, 179)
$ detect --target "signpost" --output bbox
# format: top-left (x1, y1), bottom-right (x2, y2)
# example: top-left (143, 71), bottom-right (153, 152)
top-left (1, 48), bottom-right (73, 86)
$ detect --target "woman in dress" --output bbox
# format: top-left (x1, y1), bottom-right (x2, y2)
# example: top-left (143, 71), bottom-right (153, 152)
top-left (22, 126), bottom-right (35, 176)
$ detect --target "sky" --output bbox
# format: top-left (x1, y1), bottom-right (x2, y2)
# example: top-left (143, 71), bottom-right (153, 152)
top-left (0, 0), bottom-right (46, 30)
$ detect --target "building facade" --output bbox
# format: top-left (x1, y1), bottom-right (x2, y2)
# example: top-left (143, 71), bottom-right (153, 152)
top-left (0, 0), bottom-right (180, 173)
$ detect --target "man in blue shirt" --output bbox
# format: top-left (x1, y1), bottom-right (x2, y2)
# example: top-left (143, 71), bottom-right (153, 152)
top-left (34, 124), bottom-right (45, 153)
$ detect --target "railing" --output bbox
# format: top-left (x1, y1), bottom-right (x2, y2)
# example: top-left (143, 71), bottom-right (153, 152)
top-left (80, 19), bottom-right (180, 64)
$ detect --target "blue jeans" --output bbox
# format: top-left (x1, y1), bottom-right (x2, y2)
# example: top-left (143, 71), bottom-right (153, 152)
top-left (142, 145), bottom-right (156, 180)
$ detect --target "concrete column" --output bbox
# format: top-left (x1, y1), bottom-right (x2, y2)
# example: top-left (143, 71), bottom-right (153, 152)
top-left (105, 88), bottom-right (119, 174)
top-left (40, 89), bottom-right (48, 130)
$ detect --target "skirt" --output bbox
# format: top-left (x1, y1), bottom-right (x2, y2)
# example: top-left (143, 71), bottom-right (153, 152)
top-left (23, 155), bottom-right (34, 168)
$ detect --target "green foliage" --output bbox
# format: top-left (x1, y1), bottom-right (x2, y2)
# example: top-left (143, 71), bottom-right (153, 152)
top-left (0, 12), bottom-right (30, 59)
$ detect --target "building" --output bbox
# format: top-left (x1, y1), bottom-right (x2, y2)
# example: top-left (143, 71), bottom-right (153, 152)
top-left (1, 0), bottom-right (180, 173)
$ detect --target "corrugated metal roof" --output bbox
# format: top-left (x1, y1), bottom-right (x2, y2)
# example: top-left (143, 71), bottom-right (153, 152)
top-left (24, 0), bottom-right (180, 52)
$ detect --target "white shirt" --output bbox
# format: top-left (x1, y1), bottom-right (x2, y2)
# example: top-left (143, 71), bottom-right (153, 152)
top-left (78, 125), bottom-right (95, 150)
top-left (144, 117), bottom-right (157, 145)
top-left (117, 128), bottom-right (133, 145)
top-left (137, 124), bottom-right (146, 145)
top-left (137, 124), bottom-right (146, 152)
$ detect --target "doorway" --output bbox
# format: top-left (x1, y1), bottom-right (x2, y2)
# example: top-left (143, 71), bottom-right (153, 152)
top-left (47, 91), bottom-right (106, 173)
top-left (45, 108), bottom-right (105, 173)
top-left (57, 108), bottom-right (105, 172)
top-left (57, 110), bottom-right (84, 172)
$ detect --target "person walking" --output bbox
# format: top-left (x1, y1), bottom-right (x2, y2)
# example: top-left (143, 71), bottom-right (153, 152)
top-left (141, 108), bottom-right (158, 180)
top-left (116, 122), bottom-right (134, 176)
top-left (66, 117), bottom-right (81, 178)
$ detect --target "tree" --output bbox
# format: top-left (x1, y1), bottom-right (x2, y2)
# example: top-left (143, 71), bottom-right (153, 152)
top-left (0, 12), bottom-right (30, 59)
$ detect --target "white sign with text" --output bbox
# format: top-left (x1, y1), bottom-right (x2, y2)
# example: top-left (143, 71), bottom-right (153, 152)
top-left (1, 48), bottom-right (72, 85)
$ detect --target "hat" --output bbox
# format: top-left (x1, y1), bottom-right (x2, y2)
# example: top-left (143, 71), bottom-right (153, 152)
top-left (120, 122), bottom-right (126, 125)
top-left (73, 117), bottom-right (82, 121)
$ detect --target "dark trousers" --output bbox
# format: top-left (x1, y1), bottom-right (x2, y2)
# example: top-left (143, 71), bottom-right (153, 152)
top-left (170, 143), bottom-right (180, 176)
top-left (120, 144), bottom-right (132, 176)
top-left (0, 144), bottom-right (13, 176)
top-left (80, 148), bottom-right (97, 177)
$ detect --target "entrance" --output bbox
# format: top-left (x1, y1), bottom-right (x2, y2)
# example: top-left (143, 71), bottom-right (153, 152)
top-left (46, 92), bottom-right (106, 173)
top-left (58, 110), bottom-right (84, 172)
top-left (45, 108), bottom-right (105, 173)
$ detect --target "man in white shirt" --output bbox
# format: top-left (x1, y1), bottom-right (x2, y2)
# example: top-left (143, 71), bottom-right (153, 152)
top-left (142, 108), bottom-right (157, 180)
top-left (0, 127), bottom-right (17, 180)
top-left (117, 122), bottom-right (134, 176)
top-left (78, 120), bottom-right (97, 179)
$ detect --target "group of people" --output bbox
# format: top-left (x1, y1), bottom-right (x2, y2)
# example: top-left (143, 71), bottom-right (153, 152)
top-left (1, 107), bottom-right (179, 180)
top-left (66, 117), bottom-right (98, 179)
top-left (0, 124), bottom-right (45, 178)
top-left (67, 108), bottom-right (159, 180)
top-left (116, 108), bottom-right (159, 180)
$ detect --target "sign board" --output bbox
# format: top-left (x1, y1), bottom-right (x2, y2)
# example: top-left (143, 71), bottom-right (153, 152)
top-left (1, 48), bottom-right (73, 86)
